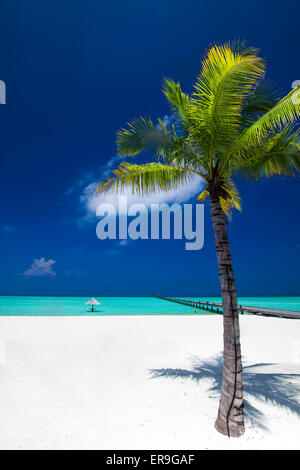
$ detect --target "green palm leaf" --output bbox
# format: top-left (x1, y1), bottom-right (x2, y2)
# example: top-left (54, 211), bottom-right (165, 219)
top-left (229, 84), bottom-right (300, 157)
top-left (162, 78), bottom-right (190, 128)
top-left (190, 41), bottom-right (265, 163)
top-left (117, 117), bottom-right (173, 156)
top-left (242, 80), bottom-right (282, 116)
top-left (97, 162), bottom-right (197, 195)
top-left (232, 126), bottom-right (300, 179)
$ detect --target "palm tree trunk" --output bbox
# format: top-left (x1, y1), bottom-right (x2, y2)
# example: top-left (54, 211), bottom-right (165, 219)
top-left (210, 196), bottom-right (244, 437)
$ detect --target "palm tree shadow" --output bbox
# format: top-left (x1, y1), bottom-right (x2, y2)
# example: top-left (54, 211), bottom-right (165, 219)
top-left (150, 354), bottom-right (300, 430)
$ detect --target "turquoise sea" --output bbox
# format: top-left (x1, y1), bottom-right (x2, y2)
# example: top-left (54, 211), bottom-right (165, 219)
top-left (0, 296), bottom-right (299, 316)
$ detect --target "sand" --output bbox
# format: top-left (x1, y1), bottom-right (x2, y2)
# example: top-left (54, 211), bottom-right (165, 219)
top-left (0, 315), bottom-right (299, 450)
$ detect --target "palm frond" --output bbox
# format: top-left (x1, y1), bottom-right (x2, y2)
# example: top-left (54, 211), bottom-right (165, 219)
top-left (219, 177), bottom-right (242, 215)
top-left (162, 78), bottom-right (190, 128)
top-left (190, 41), bottom-right (265, 163)
top-left (232, 126), bottom-right (300, 179)
top-left (117, 117), bottom-right (173, 156)
top-left (160, 138), bottom-right (209, 178)
top-left (117, 115), bottom-right (209, 177)
top-left (242, 80), bottom-right (282, 116)
top-left (240, 80), bottom-right (282, 129)
top-left (97, 162), bottom-right (196, 195)
top-left (229, 84), bottom-right (300, 157)
top-left (197, 188), bottom-right (209, 202)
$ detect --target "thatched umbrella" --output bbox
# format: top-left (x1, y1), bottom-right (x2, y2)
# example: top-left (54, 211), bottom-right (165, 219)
top-left (85, 297), bottom-right (101, 312)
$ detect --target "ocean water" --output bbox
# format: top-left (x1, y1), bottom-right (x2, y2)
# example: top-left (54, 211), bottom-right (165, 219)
top-left (0, 296), bottom-right (299, 316)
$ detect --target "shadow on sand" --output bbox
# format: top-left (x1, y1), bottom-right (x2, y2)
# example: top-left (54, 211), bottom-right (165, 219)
top-left (150, 354), bottom-right (300, 430)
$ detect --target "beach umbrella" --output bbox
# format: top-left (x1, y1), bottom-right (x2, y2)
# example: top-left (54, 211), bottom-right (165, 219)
top-left (85, 297), bottom-right (101, 312)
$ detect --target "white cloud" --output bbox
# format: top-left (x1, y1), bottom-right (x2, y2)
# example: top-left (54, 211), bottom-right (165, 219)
top-left (23, 257), bottom-right (56, 277)
top-left (292, 80), bottom-right (300, 89)
top-left (78, 176), bottom-right (203, 225)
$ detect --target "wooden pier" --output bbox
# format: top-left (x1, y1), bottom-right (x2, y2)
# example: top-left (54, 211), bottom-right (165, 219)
top-left (157, 296), bottom-right (300, 319)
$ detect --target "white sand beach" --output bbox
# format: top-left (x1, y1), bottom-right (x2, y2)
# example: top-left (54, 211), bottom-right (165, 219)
top-left (0, 315), bottom-right (299, 450)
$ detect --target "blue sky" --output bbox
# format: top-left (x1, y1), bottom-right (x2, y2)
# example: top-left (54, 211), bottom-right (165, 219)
top-left (0, 0), bottom-right (299, 296)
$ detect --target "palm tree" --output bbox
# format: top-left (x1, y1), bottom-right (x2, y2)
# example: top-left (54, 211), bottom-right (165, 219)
top-left (97, 42), bottom-right (300, 437)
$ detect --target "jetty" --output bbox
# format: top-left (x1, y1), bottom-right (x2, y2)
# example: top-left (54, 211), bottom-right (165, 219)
top-left (157, 295), bottom-right (300, 319)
